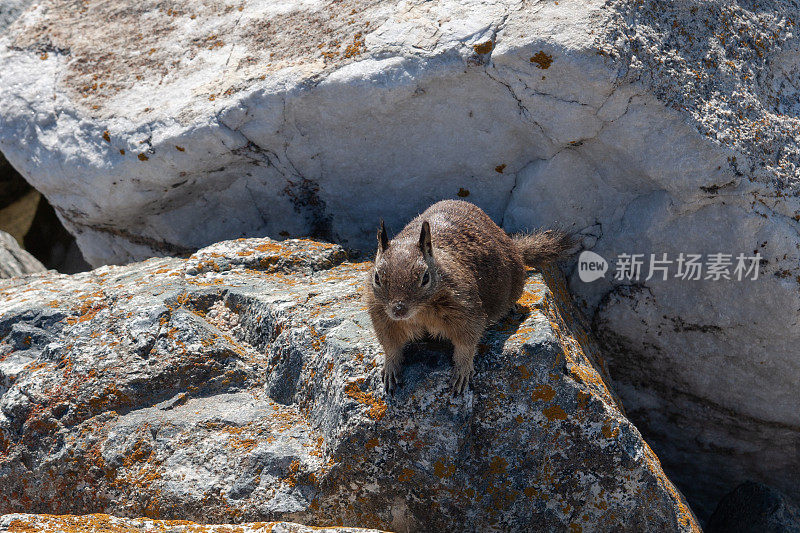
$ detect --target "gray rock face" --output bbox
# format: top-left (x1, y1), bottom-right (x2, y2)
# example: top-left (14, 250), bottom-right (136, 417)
top-left (0, 0), bottom-right (798, 519)
top-left (0, 230), bottom-right (45, 278)
top-left (706, 482), bottom-right (800, 533)
top-left (0, 238), bottom-right (699, 531)
top-left (0, 514), bottom-right (387, 532)
top-left (0, 1), bottom-right (33, 33)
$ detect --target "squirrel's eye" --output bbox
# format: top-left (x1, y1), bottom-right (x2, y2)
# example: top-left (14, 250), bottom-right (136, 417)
top-left (374, 271), bottom-right (381, 287)
top-left (421, 271), bottom-right (430, 286)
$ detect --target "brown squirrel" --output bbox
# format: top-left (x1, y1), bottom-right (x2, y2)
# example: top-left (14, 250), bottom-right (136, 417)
top-left (363, 200), bottom-right (574, 395)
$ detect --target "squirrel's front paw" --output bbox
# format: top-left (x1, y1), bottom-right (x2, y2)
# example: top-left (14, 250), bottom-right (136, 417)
top-left (382, 362), bottom-right (403, 396)
top-left (449, 365), bottom-right (474, 396)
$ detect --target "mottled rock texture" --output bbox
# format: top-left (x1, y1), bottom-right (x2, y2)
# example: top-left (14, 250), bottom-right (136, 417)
top-left (0, 230), bottom-right (45, 279)
top-left (0, 513), bottom-right (386, 532)
top-left (0, 238), bottom-right (698, 531)
top-left (0, 1), bottom-right (32, 33)
top-left (0, 0), bottom-right (798, 520)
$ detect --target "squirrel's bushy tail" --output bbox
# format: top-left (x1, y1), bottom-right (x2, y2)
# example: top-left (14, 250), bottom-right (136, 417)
top-left (512, 230), bottom-right (576, 266)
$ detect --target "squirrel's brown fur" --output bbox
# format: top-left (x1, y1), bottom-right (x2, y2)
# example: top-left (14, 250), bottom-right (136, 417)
top-left (363, 200), bottom-right (574, 395)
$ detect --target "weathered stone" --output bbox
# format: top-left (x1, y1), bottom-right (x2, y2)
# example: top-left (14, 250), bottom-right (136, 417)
top-left (0, 1), bottom-right (33, 33)
top-left (0, 238), bottom-right (698, 531)
top-left (2, 0), bottom-right (798, 519)
top-left (706, 481), bottom-right (800, 533)
top-left (0, 513), bottom-right (386, 532)
top-left (0, 230), bottom-right (45, 278)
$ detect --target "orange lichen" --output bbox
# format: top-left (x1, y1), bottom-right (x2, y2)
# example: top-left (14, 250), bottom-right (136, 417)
top-left (397, 468), bottom-right (415, 482)
top-left (473, 40), bottom-right (494, 54)
top-left (66, 298), bottom-right (107, 325)
top-left (254, 242), bottom-right (282, 253)
top-left (531, 384), bottom-right (556, 402)
top-left (433, 459), bottom-right (455, 478)
top-left (601, 422), bottom-right (619, 439)
top-left (488, 456), bottom-right (508, 474)
top-left (344, 379), bottom-right (386, 420)
top-left (543, 405), bottom-right (568, 421)
top-left (530, 51), bottom-right (553, 69)
top-left (342, 32), bottom-right (365, 58)
top-left (517, 289), bottom-right (543, 309)
top-left (228, 436), bottom-right (259, 453)
top-left (524, 486), bottom-right (540, 498)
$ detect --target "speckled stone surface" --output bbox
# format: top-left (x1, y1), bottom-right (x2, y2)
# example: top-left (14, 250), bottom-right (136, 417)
top-left (0, 238), bottom-right (698, 531)
top-left (0, 513), bottom-right (386, 532)
top-left (0, 0), bottom-right (32, 33)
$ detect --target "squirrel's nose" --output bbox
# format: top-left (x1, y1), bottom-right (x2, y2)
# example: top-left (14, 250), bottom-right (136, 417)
top-left (392, 302), bottom-right (408, 317)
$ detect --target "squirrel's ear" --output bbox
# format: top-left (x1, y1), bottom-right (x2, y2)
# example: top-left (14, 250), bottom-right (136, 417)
top-left (378, 220), bottom-right (389, 252)
top-left (419, 221), bottom-right (433, 258)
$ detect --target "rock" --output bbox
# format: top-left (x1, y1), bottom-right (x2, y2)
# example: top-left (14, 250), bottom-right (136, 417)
top-left (584, 1), bottom-right (800, 519)
top-left (0, 152), bottom-right (89, 274)
top-left (22, 197), bottom-right (91, 274)
top-left (0, 238), bottom-right (699, 531)
top-left (706, 482), bottom-right (800, 533)
top-left (0, 0), bottom-right (797, 520)
top-left (0, 514), bottom-right (387, 532)
top-left (0, 1), bottom-right (33, 33)
top-left (0, 230), bottom-right (45, 278)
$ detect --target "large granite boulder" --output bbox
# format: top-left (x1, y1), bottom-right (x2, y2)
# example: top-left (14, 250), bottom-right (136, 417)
top-left (0, 238), bottom-right (698, 531)
top-left (0, 230), bottom-right (45, 278)
top-left (0, 0), bottom-right (797, 519)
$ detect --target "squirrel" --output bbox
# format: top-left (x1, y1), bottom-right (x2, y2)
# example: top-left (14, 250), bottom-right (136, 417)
top-left (363, 199), bottom-right (574, 396)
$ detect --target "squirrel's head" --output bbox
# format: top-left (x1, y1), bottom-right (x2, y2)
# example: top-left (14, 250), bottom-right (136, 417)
top-left (369, 219), bottom-right (439, 321)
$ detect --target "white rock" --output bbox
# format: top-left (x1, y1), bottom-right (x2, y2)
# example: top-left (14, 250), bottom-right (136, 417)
top-left (0, 0), bottom-right (33, 33)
